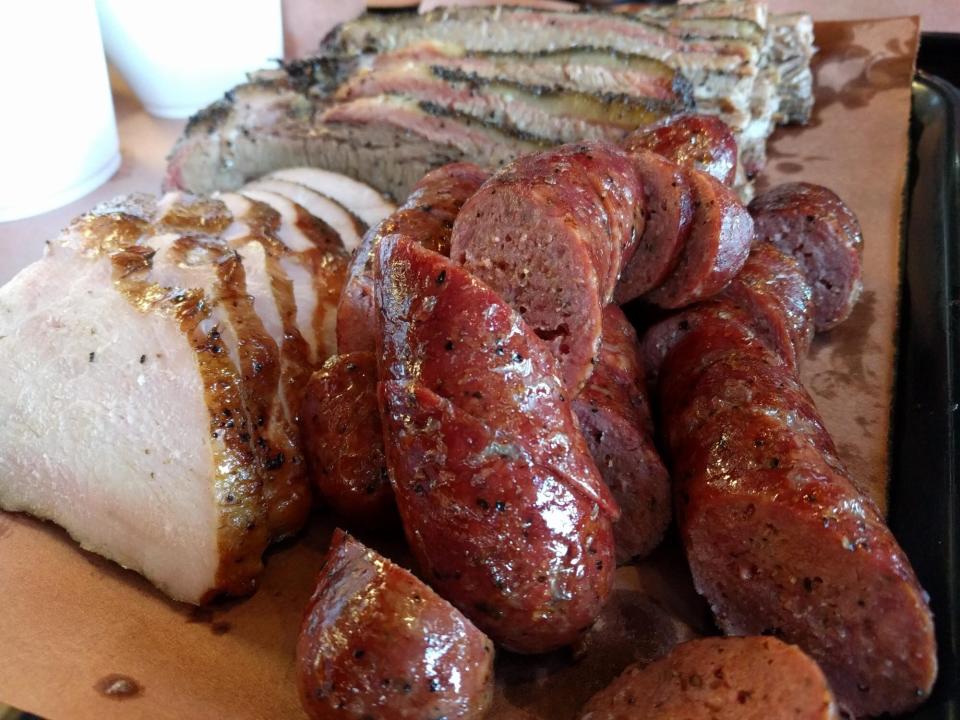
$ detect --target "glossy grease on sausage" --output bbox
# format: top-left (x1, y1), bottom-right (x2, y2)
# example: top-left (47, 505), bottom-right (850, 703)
top-left (380, 381), bottom-right (616, 654)
top-left (649, 307), bottom-right (937, 717)
top-left (300, 352), bottom-right (394, 526)
top-left (376, 233), bottom-right (617, 517)
top-left (718, 243), bottom-right (815, 368)
top-left (297, 529), bottom-right (494, 720)
top-left (375, 234), bottom-right (616, 652)
top-left (336, 162), bottom-right (488, 353)
top-left (623, 113), bottom-right (738, 187)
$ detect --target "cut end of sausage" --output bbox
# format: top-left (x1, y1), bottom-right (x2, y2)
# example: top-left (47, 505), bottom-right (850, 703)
top-left (450, 142), bottom-right (649, 392)
top-left (579, 636), bottom-right (840, 720)
top-left (749, 182), bottom-right (863, 332)
top-left (297, 529), bottom-right (495, 720)
top-left (615, 149), bottom-right (695, 303)
top-left (451, 177), bottom-right (605, 393)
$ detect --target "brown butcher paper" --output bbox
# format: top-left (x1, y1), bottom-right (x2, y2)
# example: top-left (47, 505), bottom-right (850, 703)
top-left (0, 16), bottom-right (919, 720)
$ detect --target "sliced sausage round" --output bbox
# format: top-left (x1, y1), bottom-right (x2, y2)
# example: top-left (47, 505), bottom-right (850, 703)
top-left (749, 182), bottom-right (863, 331)
top-left (579, 636), bottom-right (840, 720)
top-left (615, 148), bottom-right (695, 303)
top-left (623, 113), bottom-right (739, 187)
top-left (450, 143), bottom-right (644, 392)
top-left (300, 352), bottom-right (394, 527)
top-left (645, 169), bottom-right (753, 309)
top-left (573, 394), bottom-right (669, 564)
top-left (718, 243), bottom-right (815, 368)
top-left (590, 304), bottom-right (655, 435)
top-left (496, 143), bottom-right (644, 302)
top-left (546, 144), bottom-right (646, 272)
top-left (297, 529), bottom-right (494, 720)
top-left (573, 306), bottom-right (669, 563)
top-left (336, 162), bottom-right (488, 353)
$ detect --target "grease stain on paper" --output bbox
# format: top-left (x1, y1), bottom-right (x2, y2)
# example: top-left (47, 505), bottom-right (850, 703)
top-left (186, 605), bottom-right (233, 636)
top-left (95, 674), bottom-right (143, 700)
top-left (774, 161), bottom-right (804, 175)
top-left (807, 290), bottom-right (879, 399)
top-left (807, 21), bottom-right (916, 127)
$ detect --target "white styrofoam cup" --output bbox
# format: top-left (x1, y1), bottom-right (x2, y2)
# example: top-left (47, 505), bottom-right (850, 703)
top-left (96, 0), bottom-right (284, 119)
top-left (0, 0), bottom-right (121, 222)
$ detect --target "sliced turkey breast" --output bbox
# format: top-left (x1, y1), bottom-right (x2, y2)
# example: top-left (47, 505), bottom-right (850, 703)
top-left (242, 178), bottom-right (366, 251)
top-left (0, 198), bottom-right (270, 603)
top-left (0, 176), bottom-right (362, 602)
top-left (265, 167), bottom-right (397, 228)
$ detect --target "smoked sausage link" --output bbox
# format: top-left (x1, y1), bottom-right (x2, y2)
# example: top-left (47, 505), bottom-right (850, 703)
top-left (644, 168), bottom-right (753, 310)
top-left (649, 307), bottom-right (938, 718)
top-left (376, 235), bottom-right (617, 653)
top-left (718, 243), bottom-right (815, 369)
top-left (300, 352), bottom-right (394, 526)
top-left (378, 233), bottom-right (617, 517)
top-left (749, 182), bottom-right (863, 331)
top-left (297, 529), bottom-right (494, 720)
top-left (380, 382), bottom-right (616, 655)
top-left (579, 636), bottom-right (840, 720)
top-left (450, 142), bottom-right (644, 392)
top-left (573, 306), bottom-right (669, 563)
top-left (336, 162), bottom-right (488, 353)
top-left (623, 113), bottom-right (739, 187)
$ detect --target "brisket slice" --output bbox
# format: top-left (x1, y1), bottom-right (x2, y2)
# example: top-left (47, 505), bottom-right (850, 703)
top-left (369, 41), bottom-right (695, 105)
top-left (165, 77), bottom-right (323, 196)
top-left (167, 84), bottom-right (543, 201)
top-left (337, 63), bottom-right (683, 145)
top-left (615, 0), bottom-right (769, 27)
top-left (325, 7), bottom-right (759, 116)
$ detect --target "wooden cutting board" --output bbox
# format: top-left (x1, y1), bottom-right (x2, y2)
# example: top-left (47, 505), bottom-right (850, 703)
top-left (0, 15), bottom-right (919, 720)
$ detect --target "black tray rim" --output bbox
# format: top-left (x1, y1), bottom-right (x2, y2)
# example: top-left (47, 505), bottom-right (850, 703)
top-left (889, 70), bottom-right (960, 719)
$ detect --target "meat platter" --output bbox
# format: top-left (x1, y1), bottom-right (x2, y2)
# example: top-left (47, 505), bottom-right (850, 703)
top-left (0, 5), bottom-right (952, 717)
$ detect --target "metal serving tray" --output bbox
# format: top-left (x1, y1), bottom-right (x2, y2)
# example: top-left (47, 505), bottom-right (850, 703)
top-left (892, 71), bottom-right (960, 719)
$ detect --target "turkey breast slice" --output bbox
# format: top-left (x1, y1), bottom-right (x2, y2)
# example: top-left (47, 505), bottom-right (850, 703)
top-left (0, 200), bottom-right (269, 603)
top-left (243, 178), bottom-right (366, 251)
top-left (266, 167), bottom-right (397, 227)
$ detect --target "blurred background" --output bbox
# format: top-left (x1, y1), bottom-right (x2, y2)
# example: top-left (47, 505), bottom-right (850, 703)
top-left (0, 0), bottom-right (955, 226)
